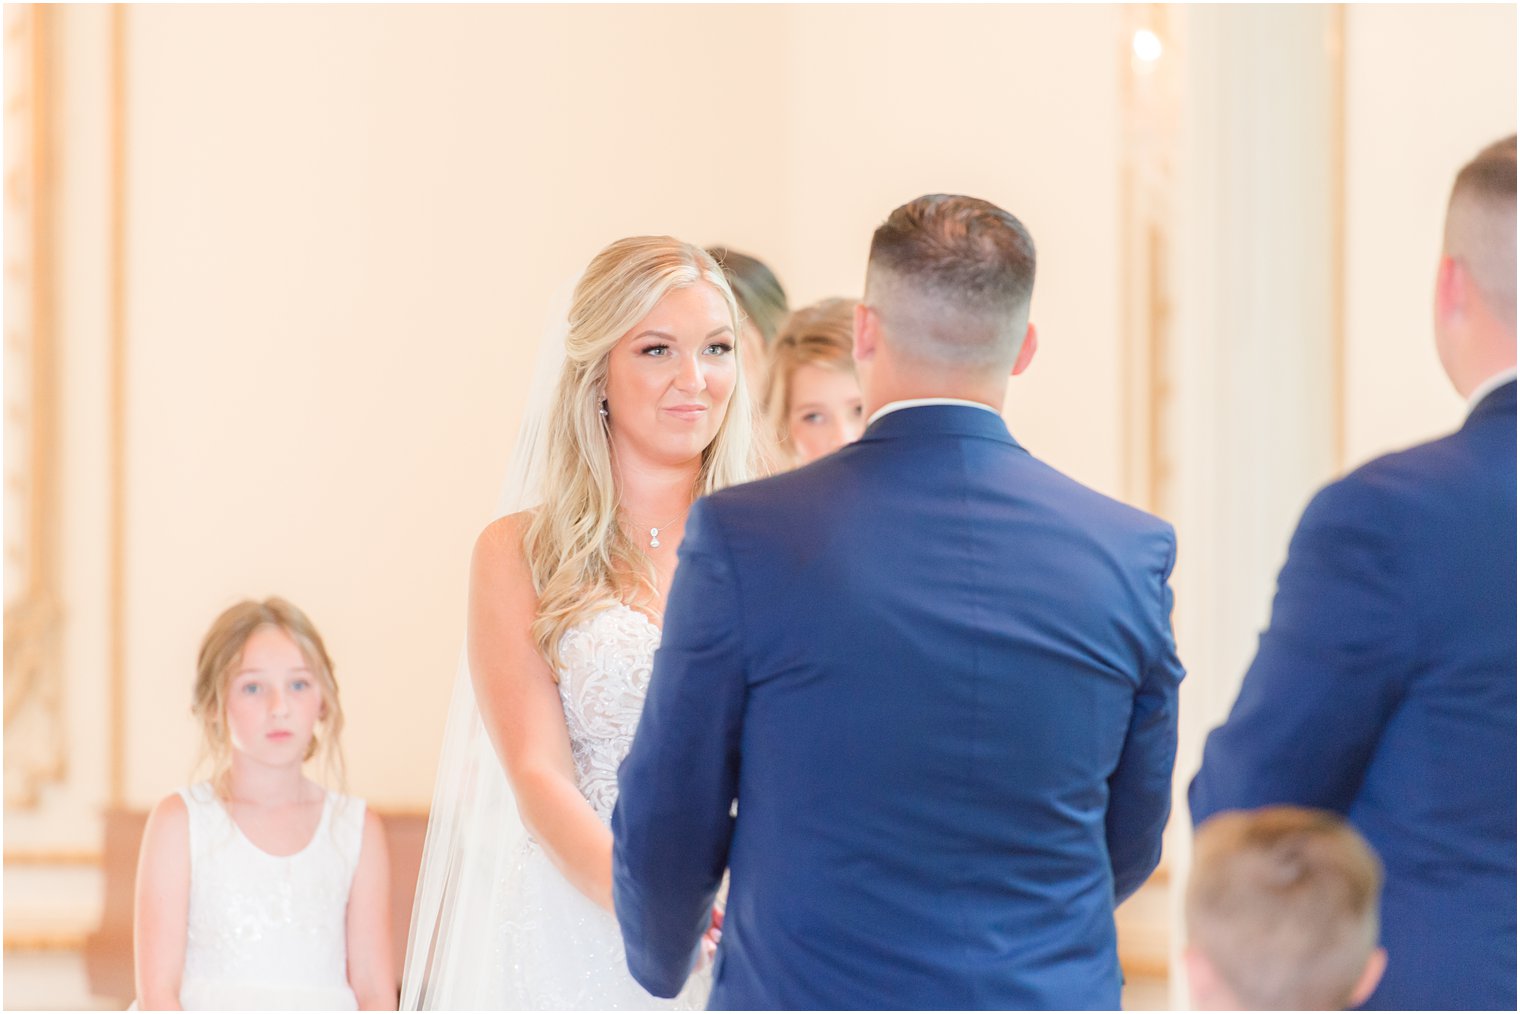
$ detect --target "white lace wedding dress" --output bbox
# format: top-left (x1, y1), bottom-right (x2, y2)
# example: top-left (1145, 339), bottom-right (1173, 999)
top-left (485, 601), bottom-right (710, 1009)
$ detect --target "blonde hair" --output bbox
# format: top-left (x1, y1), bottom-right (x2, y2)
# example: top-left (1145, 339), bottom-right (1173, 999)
top-left (1187, 806), bottom-right (1383, 1010)
top-left (191, 597), bottom-right (346, 799)
top-left (525, 236), bottom-right (756, 671)
top-left (762, 297), bottom-right (857, 460)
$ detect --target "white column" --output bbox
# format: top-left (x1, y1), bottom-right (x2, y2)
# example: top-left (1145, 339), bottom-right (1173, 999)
top-left (1164, 6), bottom-right (1342, 1008)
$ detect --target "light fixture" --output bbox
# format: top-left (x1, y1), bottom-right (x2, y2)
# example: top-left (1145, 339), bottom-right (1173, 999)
top-left (1132, 28), bottom-right (1163, 64)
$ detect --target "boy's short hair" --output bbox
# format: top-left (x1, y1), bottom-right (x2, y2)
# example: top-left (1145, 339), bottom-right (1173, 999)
top-left (1187, 806), bottom-right (1383, 1009)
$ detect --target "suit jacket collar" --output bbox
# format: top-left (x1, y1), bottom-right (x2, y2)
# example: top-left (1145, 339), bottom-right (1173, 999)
top-left (1467, 368), bottom-right (1517, 414)
top-left (1465, 378), bottom-right (1516, 428)
top-left (857, 402), bottom-right (1023, 450)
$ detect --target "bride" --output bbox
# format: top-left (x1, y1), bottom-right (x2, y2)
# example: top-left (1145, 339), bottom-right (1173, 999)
top-left (401, 237), bottom-right (757, 1009)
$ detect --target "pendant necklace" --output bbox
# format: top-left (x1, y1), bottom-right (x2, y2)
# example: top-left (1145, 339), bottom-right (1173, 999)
top-left (635, 508), bottom-right (688, 549)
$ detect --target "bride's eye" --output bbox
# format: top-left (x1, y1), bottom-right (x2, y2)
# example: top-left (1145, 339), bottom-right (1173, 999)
top-left (640, 344), bottom-right (671, 357)
top-left (704, 342), bottom-right (734, 356)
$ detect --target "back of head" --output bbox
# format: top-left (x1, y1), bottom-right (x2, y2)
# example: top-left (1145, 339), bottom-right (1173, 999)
top-left (1187, 807), bottom-right (1384, 1010)
top-left (707, 247), bottom-right (789, 346)
top-left (1444, 135), bottom-right (1517, 333)
top-left (865, 195), bottom-right (1036, 370)
top-left (763, 297), bottom-right (856, 452)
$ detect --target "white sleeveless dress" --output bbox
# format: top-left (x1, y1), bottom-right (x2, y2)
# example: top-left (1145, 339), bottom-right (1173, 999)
top-left (175, 782), bottom-right (365, 1010)
top-left (489, 602), bottom-right (710, 1009)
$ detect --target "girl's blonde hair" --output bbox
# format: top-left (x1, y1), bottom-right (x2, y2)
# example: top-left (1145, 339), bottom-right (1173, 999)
top-left (525, 236), bottom-right (756, 672)
top-left (192, 597), bottom-right (345, 798)
top-left (762, 297), bottom-right (858, 459)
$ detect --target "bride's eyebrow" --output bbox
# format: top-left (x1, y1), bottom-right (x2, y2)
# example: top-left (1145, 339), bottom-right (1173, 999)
top-left (630, 326), bottom-right (734, 341)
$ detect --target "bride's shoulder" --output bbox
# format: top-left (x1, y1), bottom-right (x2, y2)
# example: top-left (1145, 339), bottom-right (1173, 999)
top-left (477, 508), bottom-right (535, 548)
top-left (472, 510), bottom-right (538, 586)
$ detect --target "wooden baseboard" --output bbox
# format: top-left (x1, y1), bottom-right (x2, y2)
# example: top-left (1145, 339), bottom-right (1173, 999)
top-left (5, 927), bottom-right (92, 951)
top-left (1119, 951), bottom-right (1170, 979)
top-left (3, 850), bottom-right (104, 866)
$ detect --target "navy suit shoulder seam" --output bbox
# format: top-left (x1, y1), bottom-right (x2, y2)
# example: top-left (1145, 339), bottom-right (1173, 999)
top-left (1147, 527), bottom-right (1179, 675)
top-left (697, 498), bottom-right (750, 685)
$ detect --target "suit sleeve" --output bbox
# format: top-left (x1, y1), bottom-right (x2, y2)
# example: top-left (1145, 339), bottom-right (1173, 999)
top-left (1106, 525), bottom-right (1186, 903)
top-left (612, 498), bottom-right (746, 999)
top-left (1189, 477), bottom-right (1413, 825)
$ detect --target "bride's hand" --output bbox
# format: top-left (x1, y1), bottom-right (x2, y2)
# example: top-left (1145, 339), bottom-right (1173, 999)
top-left (695, 905), bottom-right (724, 972)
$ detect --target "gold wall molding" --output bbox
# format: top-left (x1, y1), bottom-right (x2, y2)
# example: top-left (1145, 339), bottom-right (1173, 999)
top-left (3, 849), bottom-right (103, 866)
top-left (3, 2), bottom-right (66, 809)
top-left (1116, 7), bottom-right (1181, 999)
top-left (1119, 3), bottom-right (1180, 520)
top-left (3, 928), bottom-right (92, 952)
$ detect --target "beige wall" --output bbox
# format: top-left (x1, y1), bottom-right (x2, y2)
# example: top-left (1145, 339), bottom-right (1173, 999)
top-left (111, 4), bottom-right (1129, 812)
top-left (1344, 4), bottom-right (1517, 464)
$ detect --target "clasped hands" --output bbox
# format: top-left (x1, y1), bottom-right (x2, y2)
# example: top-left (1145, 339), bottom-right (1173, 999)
top-left (694, 905), bottom-right (724, 973)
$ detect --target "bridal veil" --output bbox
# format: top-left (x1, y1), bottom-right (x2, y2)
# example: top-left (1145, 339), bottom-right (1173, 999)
top-left (399, 283), bottom-right (572, 1009)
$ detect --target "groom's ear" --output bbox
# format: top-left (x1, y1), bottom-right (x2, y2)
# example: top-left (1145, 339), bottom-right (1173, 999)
top-left (1011, 322), bottom-right (1038, 376)
top-left (854, 302), bottom-right (879, 362)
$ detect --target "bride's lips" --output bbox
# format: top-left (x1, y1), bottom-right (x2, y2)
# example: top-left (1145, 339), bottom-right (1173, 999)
top-left (663, 404), bottom-right (708, 422)
top-left (266, 730), bottom-right (293, 741)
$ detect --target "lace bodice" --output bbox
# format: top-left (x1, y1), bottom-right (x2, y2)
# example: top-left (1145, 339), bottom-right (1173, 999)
top-left (177, 782), bottom-right (364, 1009)
top-left (556, 602), bottom-right (663, 822)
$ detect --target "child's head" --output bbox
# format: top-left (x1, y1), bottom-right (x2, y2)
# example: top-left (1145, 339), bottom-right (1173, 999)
top-left (763, 298), bottom-right (862, 466)
top-left (192, 597), bottom-right (345, 793)
top-left (1186, 806), bottom-right (1386, 1011)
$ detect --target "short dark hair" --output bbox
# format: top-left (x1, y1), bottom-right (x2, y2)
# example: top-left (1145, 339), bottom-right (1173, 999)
top-left (707, 247), bottom-right (789, 345)
top-left (868, 195), bottom-right (1036, 317)
top-left (1446, 135), bottom-right (1517, 327)
top-left (1452, 134), bottom-right (1517, 207)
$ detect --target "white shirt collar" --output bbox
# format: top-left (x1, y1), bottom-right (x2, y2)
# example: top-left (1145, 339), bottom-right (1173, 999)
top-left (866, 398), bottom-right (1003, 428)
top-left (1467, 367), bottom-right (1517, 414)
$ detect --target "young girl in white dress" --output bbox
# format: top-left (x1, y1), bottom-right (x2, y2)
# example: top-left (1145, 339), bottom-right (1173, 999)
top-left (133, 598), bottom-right (395, 1010)
top-left (402, 237), bottom-right (757, 1008)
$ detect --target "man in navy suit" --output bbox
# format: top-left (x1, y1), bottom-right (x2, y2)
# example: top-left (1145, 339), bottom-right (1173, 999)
top-left (612, 195), bottom-right (1185, 1009)
top-left (1190, 136), bottom-right (1518, 1010)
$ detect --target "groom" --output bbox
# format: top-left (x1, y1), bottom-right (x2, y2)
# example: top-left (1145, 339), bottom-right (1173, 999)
top-left (612, 195), bottom-right (1185, 1009)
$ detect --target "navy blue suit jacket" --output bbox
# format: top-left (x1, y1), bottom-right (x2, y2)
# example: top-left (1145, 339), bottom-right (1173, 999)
top-left (612, 404), bottom-right (1185, 1009)
top-left (1190, 381), bottom-right (1518, 1010)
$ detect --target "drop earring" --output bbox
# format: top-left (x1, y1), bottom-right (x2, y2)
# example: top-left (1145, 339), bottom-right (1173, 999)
top-left (599, 398), bottom-right (609, 420)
